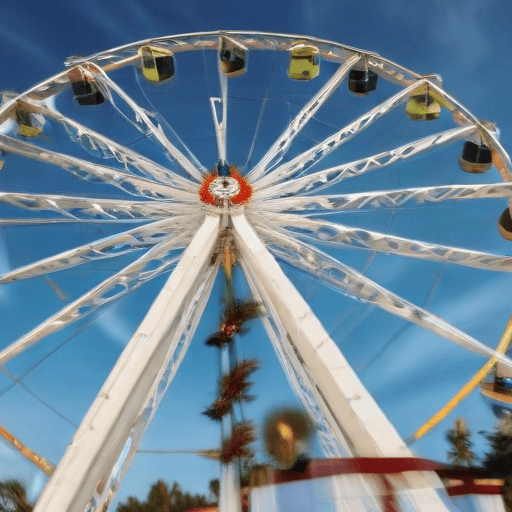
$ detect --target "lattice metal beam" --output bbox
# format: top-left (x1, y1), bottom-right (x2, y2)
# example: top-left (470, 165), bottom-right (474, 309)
top-left (232, 212), bottom-right (451, 511)
top-left (248, 54), bottom-right (361, 182)
top-left (33, 214), bottom-right (220, 512)
top-left (255, 125), bottom-right (476, 200)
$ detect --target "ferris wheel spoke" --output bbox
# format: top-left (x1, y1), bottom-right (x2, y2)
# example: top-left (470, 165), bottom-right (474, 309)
top-left (210, 57), bottom-right (228, 162)
top-left (256, 223), bottom-right (512, 369)
top-left (254, 124), bottom-right (477, 200)
top-left (256, 182), bottom-right (512, 215)
top-left (90, 64), bottom-right (206, 182)
top-left (257, 213), bottom-right (512, 272)
top-left (0, 135), bottom-right (196, 201)
top-left (0, 218), bottom-right (130, 226)
top-left (0, 192), bottom-right (197, 221)
top-left (253, 79), bottom-right (427, 190)
top-left (247, 54), bottom-right (361, 183)
top-left (0, 217), bottom-right (196, 283)
top-left (30, 103), bottom-right (198, 192)
top-left (0, 232), bottom-right (192, 366)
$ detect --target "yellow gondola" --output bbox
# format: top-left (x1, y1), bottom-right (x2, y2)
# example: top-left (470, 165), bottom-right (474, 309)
top-left (15, 104), bottom-right (43, 137)
top-left (405, 83), bottom-right (441, 121)
top-left (288, 44), bottom-right (320, 81)
top-left (219, 37), bottom-right (247, 77)
top-left (140, 45), bottom-right (175, 83)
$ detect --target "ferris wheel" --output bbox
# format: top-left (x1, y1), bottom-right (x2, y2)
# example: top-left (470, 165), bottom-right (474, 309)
top-left (1, 30), bottom-right (512, 512)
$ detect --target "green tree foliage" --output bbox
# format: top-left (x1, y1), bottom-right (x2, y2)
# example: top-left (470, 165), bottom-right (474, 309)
top-left (116, 479), bottom-right (214, 512)
top-left (117, 496), bottom-right (145, 512)
top-left (483, 415), bottom-right (512, 511)
top-left (445, 417), bottom-right (476, 467)
top-left (0, 480), bottom-right (32, 512)
top-left (483, 415), bottom-right (512, 474)
top-left (208, 479), bottom-right (219, 503)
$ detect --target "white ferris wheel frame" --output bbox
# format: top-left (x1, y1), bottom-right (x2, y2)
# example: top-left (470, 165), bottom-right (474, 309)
top-left (0, 30), bottom-right (510, 512)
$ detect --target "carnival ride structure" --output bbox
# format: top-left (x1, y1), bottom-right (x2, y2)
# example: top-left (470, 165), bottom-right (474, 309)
top-left (0, 31), bottom-right (512, 511)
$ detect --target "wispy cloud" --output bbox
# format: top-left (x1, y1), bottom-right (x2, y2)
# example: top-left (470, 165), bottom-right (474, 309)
top-left (373, 273), bottom-right (509, 393)
top-left (95, 308), bottom-right (134, 347)
top-left (375, 0), bottom-right (492, 73)
top-left (430, 0), bottom-right (492, 72)
top-left (70, 0), bottom-right (203, 47)
top-left (0, 25), bottom-right (60, 70)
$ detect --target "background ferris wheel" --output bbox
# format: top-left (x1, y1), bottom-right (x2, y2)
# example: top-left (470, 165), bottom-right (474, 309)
top-left (1, 22), bottom-right (512, 512)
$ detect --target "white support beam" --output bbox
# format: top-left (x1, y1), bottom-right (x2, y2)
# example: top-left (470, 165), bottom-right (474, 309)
top-left (252, 79), bottom-right (426, 190)
top-left (259, 212), bottom-right (512, 272)
top-left (232, 213), bottom-right (405, 457)
top-left (13, 103), bottom-right (198, 193)
top-left (232, 213), bottom-right (451, 511)
top-left (255, 125), bottom-right (476, 200)
top-left (0, 134), bottom-right (194, 201)
top-left (34, 214), bottom-right (220, 512)
top-left (91, 64), bottom-right (205, 182)
top-left (247, 55), bottom-right (361, 182)
top-left (242, 260), bottom-right (351, 458)
top-left (210, 56), bottom-right (228, 162)
top-left (0, 191), bottom-right (199, 220)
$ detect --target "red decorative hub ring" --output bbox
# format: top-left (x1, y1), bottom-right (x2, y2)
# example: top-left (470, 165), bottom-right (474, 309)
top-left (199, 166), bottom-right (252, 205)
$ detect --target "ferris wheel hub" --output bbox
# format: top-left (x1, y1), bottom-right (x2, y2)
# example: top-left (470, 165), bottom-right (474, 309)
top-left (209, 176), bottom-right (241, 199)
top-left (199, 166), bottom-right (253, 205)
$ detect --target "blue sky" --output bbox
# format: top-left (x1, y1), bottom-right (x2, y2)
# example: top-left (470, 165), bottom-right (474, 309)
top-left (1, 0), bottom-right (512, 509)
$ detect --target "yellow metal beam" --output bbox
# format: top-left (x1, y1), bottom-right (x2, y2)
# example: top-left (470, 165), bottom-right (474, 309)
top-left (0, 425), bottom-right (55, 475)
top-left (408, 313), bottom-right (512, 443)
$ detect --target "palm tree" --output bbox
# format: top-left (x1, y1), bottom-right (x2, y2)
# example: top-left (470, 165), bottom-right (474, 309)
top-left (483, 415), bottom-right (512, 511)
top-left (208, 478), bottom-right (219, 503)
top-left (445, 417), bottom-right (476, 467)
top-left (0, 480), bottom-right (32, 512)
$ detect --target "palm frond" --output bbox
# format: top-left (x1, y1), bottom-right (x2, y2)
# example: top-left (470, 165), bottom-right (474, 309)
top-left (223, 299), bottom-right (262, 327)
top-left (205, 331), bottom-right (232, 348)
top-left (219, 423), bottom-right (255, 463)
top-left (203, 399), bottom-right (232, 421)
top-left (221, 359), bottom-right (260, 402)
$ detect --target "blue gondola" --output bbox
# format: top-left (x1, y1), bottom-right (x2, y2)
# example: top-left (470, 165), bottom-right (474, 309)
top-left (481, 379), bottom-right (512, 418)
top-left (348, 69), bottom-right (378, 95)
